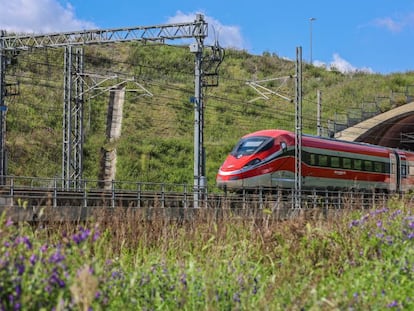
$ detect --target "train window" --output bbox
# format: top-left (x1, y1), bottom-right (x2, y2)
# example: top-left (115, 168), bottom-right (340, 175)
top-left (302, 151), bottom-right (310, 164)
top-left (310, 153), bottom-right (317, 166)
top-left (343, 158), bottom-right (352, 169)
top-left (363, 160), bottom-right (373, 172)
top-left (401, 164), bottom-right (408, 178)
top-left (231, 136), bottom-right (272, 157)
top-left (318, 155), bottom-right (329, 167)
top-left (331, 156), bottom-right (340, 168)
top-left (384, 163), bottom-right (390, 174)
top-left (354, 159), bottom-right (362, 171)
top-left (257, 138), bottom-right (275, 153)
top-left (374, 162), bottom-right (384, 173)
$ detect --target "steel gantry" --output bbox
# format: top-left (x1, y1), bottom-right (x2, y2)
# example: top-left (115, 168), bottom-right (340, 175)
top-left (0, 15), bottom-right (214, 198)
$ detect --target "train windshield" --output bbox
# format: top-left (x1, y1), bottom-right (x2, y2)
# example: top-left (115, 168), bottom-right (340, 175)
top-left (231, 136), bottom-right (274, 158)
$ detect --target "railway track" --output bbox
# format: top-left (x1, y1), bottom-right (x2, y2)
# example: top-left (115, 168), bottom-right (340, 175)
top-left (0, 176), bottom-right (392, 222)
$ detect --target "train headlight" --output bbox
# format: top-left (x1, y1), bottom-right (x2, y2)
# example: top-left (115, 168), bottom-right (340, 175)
top-left (244, 158), bottom-right (261, 167)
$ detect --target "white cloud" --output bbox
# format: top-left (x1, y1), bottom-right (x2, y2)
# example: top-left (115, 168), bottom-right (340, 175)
top-left (167, 11), bottom-right (247, 49)
top-left (0, 0), bottom-right (96, 34)
top-left (372, 12), bottom-right (414, 33)
top-left (314, 54), bottom-right (373, 74)
top-left (374, 17), bottom-right (403, 33)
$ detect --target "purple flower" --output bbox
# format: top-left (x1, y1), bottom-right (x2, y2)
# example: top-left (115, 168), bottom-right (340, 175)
top-left (387, 300), bottom-right (399, 308)
top-left (40, 244), bottom-right (48, 253)
top-left (48, 250), bottom-right (65, 264)
top-left (72, 227), bottom-right (91, 245)
top-left (93, 231), bottom-right (100, 241)
top-left (16, 263), bottom-right (25, 275)
top-left (391, 210), bottom-right (402, 218)
top-left (23, 237), bottom-right (32, 250)
top-left (29, 254), bottom-right (37, 265)
top-left (180, 273), bottom-right (187, 289)
top-left (349, 220), bottom-right (359, 228)
top-left (15, 285), bottom-right (22, 297)
top-left (233, 292), bottom-right (241, 303)
top-left (14, 236), bottom-right (32, 249)
top-left (111, 271), bottom-right (121, 279)
top-left (49, 271), bottom-right (66, 288)
top-left (5, 217), bottom-right (13, 227)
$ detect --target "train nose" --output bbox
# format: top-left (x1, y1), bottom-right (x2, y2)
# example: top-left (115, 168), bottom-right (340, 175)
top-left (220, 157), bottom-right (250, 172)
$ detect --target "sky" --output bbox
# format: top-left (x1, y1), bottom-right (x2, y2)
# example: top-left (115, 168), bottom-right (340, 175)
top-left (0, 0), bottom-right (413, 74)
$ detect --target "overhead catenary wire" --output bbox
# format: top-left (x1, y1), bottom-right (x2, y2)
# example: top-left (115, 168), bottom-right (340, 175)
top-left (5, 44), bottom-right (412, 146)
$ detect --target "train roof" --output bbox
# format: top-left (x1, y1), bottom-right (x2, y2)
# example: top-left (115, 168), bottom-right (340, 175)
top-left (243, 129), bottom-right (394, 157)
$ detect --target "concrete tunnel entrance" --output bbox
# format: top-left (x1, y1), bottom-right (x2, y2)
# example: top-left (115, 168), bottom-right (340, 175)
top-left (336, 101), bottom-right (414, 151)
top-left (356, 114), bottom-right (414, 151)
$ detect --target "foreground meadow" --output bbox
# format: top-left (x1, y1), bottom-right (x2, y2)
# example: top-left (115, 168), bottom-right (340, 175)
top-left (1, 197), bottom-right (414, 310)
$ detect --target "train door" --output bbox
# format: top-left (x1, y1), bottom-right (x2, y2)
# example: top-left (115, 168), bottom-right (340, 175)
top-left (390, 151), bottom-right (402, 193)
top-left (399, 154), bottom-right (407, 192)
top-left (389, 152), bottom-right (398, 192)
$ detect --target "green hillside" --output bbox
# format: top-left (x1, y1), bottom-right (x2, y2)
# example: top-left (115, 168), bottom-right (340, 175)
top-left (4, 43), bottom-right (414, 190)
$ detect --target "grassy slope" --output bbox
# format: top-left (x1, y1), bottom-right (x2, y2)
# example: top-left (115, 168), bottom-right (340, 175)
top-left (5, 44), bottom-right (414, 189)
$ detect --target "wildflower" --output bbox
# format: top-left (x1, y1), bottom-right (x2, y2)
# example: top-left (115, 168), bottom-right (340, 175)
top-left (40, 244), bottom-right (48, 253)
top-left (93, 230), bottom-right (100, 242)
top-left (111, 270), bottom-right (120, 279)
top-left (29, 254), bottom-right (37, 265)
top-left (23, 237), bottom-right (32, 250)
top-left (14, 236), bottom-right (32, 249)
top-left (391, 210), bottom-right (402, 218)
top-left (15, 284), bottom-right (22, 297)
top-left (49, 270), bottom-right (66, 288)
top-left (233, 292), bottom-right (241, 303)
top-left (180, 273), bottom-right (187, 289)
top-left (387, 300), bottom-right (399, 308)
top-left (349, 220), bottom-right (359, 228)
top-left (5, 217), bottom-right (13, 227)
top-left (386, 236), bottom-right (394, 245)
top-left (16, 263), bottom-right (25, 275)
top-left (72, 227), bottom-right (91, 245)
top-left (48, 250), bottom-right (65, 264)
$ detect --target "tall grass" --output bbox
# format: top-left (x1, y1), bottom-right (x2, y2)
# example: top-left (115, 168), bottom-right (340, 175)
top-left (1, 197), bottom-right (414, 310)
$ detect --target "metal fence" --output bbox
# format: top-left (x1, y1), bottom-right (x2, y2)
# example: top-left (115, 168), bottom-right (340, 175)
top-left (0, 175), bottom-right (397, 222)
